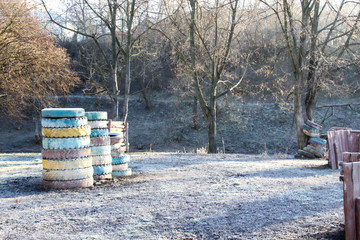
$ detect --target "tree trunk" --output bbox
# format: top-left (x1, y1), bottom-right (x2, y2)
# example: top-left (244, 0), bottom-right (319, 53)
top-left (294, 76), bottom-right (308, 150)
top-left (112, 93), bottom-right (120, 120)
top-left (208, 96), bottom-right (217, 153)
top-left (192, 95), bottom-right (198, 130)
top-left (111, 66), bottom-right (120, 120)
top-left (33, 113), bottom-right (41, 144)
top-left (138, 61), bottom-right (152, 109)
top-left (122, 55), bottom-right (131, 122)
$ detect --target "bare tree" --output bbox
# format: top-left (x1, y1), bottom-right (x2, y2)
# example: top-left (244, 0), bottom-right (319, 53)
top-left (259, 0), bottom-right (360, 149)
top-left (41, 0), bottom-right (157, 121)
top-left (156, 0), bottom-right (250, 153)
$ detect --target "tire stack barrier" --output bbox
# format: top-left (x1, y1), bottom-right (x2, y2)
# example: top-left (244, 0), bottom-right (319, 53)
top-left (85, 111), bottom-right (112, 180)
top-left (41, 108), bottom-right (93, 189)
top-left (110, 132), bottom-right (132, 177)
top-left (297, 120), bottom-right (327, 158)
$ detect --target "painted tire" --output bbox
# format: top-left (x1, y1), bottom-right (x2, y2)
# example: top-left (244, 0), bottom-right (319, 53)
top-left (85, 111), bottom-right (108, 120)
top-left (309, 142), bottom-right (326, 150)
top-left (94, 174), bottom-right (112, 180)
top-left (306, 120), bottom-right (322, 130)
top-left (42, 177), bottom-right (93, 189)
top-left (309, 137), bottom-right (327, 146)
top-left (110, 136), bottom-right (124, 145)
top-left (111, 143), bottom-right (126, 150)
top-left (112, 168), bottom-right (132, 177)
top-left (43, 157), bottom-right (92, 170)
top-left (112, 155), bottom-right (130, 164)
top-left (109, 132), bottom-right (124, 137)
top-left (42, 126), bottom-right (91, 138)
top-left (304, 145), bottom-right (325, 158)
top-left (42, 137), bottom-right (90, 150)
top-left (92, 155), bottom-right (112, 166)
top-left (90, 128), bottom-right (109, 137)
top-left (111, 147), bottom-right (127, 157)
top-left (42, 108), bottom-right (85, 118)
top-left (42, 148), bottom-right (91, 160)
top-left (298, 149), bottom-right (316, 159)
top-left (91, 136), bottom-right (111, 146)
top-left (93, 165), bottom-right (112, 175)
top-left (41, 117), bottom-right (88, 128)
top-left (112, 163), bottom-right (128, 171)
top-left (91, 145), bottom-right (111, 156)
top-left (303, 129), bottom-right (320, 137)
top-left (42, 167), bottom-right (94, 181)
top-left (88, 121), bottom-right (108, 129)
top-left (303, 124), bottom-right (320, 137)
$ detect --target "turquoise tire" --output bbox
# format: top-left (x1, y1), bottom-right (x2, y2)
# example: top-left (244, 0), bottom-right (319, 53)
top-left (90, 128), bottom-right (109, 137)
top-left (309, 137), bottom-right (327, 146)
top-left (42, 108), bottom-right (85, 118)
top-left (85, 111), bottom-right (108, 120)
top-left (41, 117), bottom-right (88, 128)
top-left (304, 145), bottom-right (325, 158)
top-left (113, 168), bottom-right (132, 177)
top-left (91, 145), bottom-right (111, 156)
top-left (93, 164), bottom-right (113, 175)
top-left (112, 155), bottom-right (130, 164)
top-left (42, 137), bottom-right (90, 150)
top-left (297, 149), bottom-right (316, 159)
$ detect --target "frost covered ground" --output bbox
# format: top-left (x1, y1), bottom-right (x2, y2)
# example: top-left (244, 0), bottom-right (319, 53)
top-left (0, 153), bottom-right (344, 239)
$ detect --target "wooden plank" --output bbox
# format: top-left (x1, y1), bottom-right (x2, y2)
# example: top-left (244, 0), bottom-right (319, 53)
top-left (354, 163), bottom-right (360, 240)
top-left (108, 119), bottom-right (112, 132)
top-left (356, 197), bottom-right (360, 240)
top-left (349, 131), bottom-right (360, 153)
top-left (344, 163), bottom-right (356, 240)
top-left (327, 130), bottom-right (337, 169)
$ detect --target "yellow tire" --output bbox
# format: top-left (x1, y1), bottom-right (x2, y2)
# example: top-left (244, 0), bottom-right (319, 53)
top-left (42, 126), bottom-right (91, 138)
top-left (43, 157), bottom-right (92, 170)
top-left (42, 167), bottom-right (93, 181)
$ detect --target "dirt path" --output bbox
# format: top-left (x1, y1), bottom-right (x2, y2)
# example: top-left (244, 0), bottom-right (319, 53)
top-left (0, 153), bottom-right (344, 239)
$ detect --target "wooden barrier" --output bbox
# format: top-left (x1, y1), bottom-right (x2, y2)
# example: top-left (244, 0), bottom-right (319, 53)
top-left (108, 120), bottom-right (129, 152)
top-left (342, 153), bottom-right (360, 239)
top-left (328, 128), bottom-right (354, 169)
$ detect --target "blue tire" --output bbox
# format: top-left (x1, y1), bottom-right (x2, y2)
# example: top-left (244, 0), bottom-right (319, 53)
top-left (42, 137), bottom-right (90, 150)
top-left (93, 164), bottom-right (112, 175)
top-left (41, 117), bottom-right (88, 128)
top-left (112, 155), bottom-right (130, 164)
top-left (85, 111), bottom-right (108, 120)
top-left (90, 128), bottom-right (109, 137)
top-left (42, 108), bottom-right (85, 118)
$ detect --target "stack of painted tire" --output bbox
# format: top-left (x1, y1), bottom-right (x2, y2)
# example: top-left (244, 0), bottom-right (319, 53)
top-left (85, 111), bottom-right (112, 180)
top-left (41, 108), bottom-right (93, 189)
top-left (110, 132), bottom-right (132, 177)
top-left (299, 120), bottom-right (327, 158)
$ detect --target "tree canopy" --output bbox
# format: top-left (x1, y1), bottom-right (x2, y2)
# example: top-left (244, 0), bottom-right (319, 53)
top-left (0, 0), bottom-right (79, 118)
